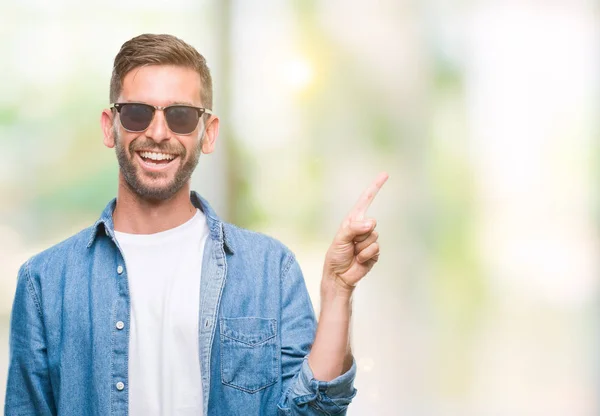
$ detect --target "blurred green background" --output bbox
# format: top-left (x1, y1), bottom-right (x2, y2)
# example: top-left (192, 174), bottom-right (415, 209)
top-left (1, 0), bottom-right (599, 414)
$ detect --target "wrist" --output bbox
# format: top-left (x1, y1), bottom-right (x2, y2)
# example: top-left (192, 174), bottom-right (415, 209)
top-left (322, 273), bottom-right (355, 300)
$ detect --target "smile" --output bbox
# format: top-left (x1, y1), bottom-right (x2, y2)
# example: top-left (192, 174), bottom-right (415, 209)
top-left (135, 151), bottom-right (179, 171)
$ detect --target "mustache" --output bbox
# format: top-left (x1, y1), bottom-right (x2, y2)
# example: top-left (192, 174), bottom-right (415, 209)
top-left (129, 138), bottom-right (186, 156)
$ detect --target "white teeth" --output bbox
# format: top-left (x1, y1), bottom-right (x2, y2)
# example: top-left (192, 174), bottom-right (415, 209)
top-left (139, 151), bottom-right (175, 161)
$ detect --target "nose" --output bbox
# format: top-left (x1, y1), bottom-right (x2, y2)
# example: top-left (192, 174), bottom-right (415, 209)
top-left (144, 109), bottom-right (170, 142)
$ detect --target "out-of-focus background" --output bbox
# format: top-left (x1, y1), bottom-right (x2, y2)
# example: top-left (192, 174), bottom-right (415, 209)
top-left (1, 0), bottom-right (599, 414)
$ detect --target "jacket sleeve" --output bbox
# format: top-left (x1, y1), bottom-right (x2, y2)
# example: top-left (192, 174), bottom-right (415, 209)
top-left (4, 261), bottom-right (56, 416)
top-left (277, 254), bottom-right (357, 415)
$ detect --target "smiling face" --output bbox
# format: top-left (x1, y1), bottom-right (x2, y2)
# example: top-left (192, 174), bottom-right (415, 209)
top-left (102, 64), bottom-right (218, 202)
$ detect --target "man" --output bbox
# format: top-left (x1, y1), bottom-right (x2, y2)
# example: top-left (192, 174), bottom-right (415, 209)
top-left (5, 34), bottom-right (387, 415)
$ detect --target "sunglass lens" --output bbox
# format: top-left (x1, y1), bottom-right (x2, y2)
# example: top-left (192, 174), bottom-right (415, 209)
top-left (165, 106), bottom-right (199, 134)
top-left (120, 104), bottom-right (154, 132)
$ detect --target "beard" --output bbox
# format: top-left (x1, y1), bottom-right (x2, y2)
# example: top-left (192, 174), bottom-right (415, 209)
top-left (113, 126), bottom-right (202, 202)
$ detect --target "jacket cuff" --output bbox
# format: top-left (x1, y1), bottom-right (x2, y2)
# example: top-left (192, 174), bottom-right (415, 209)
top-left (285, 358), bottom-right (358, 412)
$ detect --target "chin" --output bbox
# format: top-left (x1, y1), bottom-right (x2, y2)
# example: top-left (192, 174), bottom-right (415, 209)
top-left (125, 177), bottom-right (183, 202)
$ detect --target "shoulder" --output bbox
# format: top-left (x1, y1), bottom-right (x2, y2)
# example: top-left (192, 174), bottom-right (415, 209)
top-left (223, 222), bottom-right (290, 253)
top-left (222, 222), bottom-right (297, 270)
top-left (24, 226), bottom-right (96, 277)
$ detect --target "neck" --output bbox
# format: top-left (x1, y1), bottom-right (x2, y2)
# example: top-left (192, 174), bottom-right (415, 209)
top-left (113, 175), bottom-right (197, 234)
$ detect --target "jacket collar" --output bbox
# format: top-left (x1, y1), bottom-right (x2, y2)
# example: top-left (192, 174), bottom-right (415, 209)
top-left (87, 191), bottom-right (235, 254)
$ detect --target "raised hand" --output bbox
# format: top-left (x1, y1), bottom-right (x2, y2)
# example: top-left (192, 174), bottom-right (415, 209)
top-left (323, 172), bottom-right (389, 289)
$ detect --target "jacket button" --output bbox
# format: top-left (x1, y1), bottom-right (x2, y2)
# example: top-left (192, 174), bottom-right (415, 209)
top-left (116, 321), bottom-right (125, 330)
top-left (116, 381), bottom-right (125, 391)
top-left (117, 265), bottom-right (124, 275)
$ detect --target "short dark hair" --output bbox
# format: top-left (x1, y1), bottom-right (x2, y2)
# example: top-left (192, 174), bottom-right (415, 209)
top-left (109, 34), bottom-right (213, 109)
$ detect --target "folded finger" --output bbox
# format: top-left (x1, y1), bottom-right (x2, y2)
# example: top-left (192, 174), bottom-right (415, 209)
top-left (355, 230), bottom-right (378, 253)
top-left (356, 242), bottom-right (380, 264)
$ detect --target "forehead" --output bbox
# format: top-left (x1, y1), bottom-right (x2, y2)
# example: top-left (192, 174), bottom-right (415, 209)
top-left (119, 65), bottom-right (202, 106)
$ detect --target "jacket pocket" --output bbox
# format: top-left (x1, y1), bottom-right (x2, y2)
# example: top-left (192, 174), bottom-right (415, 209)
top-left (220, 317), bottom-right (278, 393)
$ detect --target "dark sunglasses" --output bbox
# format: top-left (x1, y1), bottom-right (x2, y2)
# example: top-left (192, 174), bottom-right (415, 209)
top-left (111, 102), bottom-right (212, 135)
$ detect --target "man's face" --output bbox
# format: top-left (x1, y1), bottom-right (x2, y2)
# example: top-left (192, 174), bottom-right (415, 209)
top-left (108, 65), bottom-right (207, 201)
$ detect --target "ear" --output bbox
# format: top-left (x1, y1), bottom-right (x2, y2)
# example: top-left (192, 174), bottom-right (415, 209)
top-left (201, 115), bottom-right (220, 155)
top-left (101, 108), bottom-right (116, 148)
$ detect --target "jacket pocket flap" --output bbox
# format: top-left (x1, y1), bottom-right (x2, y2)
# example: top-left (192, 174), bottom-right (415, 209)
top-left (220, 317), bottom-right (276, 346)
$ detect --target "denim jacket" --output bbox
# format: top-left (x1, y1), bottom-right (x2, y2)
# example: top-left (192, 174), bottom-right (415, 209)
top-left (5, 192), bottom-right (357, 415)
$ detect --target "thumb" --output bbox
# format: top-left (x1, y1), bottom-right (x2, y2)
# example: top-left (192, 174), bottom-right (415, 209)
top-left (334, 219), bottom-right (377, 244)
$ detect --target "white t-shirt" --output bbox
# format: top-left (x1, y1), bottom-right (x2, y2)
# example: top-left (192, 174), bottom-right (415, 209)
top-left (115, 209), bottom-right (209, 416)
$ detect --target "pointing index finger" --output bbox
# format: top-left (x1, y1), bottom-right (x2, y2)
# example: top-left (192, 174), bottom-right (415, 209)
top-left (350, 171), bottom-right (389, 220)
